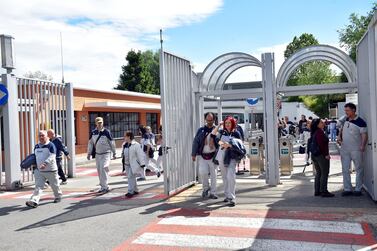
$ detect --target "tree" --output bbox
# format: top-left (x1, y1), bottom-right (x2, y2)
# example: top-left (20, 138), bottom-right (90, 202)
top-left (338, 3), bottom-right (377, 62)
top-left (115, 50), bottom-right (160, 95)
top-left (24, 71), bottom-right (53, 81)
top-left (284, 33), bottom-right (342, 117)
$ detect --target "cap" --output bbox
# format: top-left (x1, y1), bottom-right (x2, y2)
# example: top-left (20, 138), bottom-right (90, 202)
top-left (95, 117), bottom-right (103, 123)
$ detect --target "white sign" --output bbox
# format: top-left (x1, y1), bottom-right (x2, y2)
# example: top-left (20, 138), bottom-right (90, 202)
top-left (346, 94), bottom-right (358, 105)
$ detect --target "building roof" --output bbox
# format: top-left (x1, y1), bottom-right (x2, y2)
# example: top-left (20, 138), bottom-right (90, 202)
top-left (84, 101), bottom-right (161, 110)
top-left (74, 86), bottom-right (161, 100)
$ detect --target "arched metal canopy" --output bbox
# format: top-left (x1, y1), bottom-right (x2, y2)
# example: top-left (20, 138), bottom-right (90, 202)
top-left (276, 45), bottom-right (357, 87)
top-left (200, 52), bottom-right (262, 91)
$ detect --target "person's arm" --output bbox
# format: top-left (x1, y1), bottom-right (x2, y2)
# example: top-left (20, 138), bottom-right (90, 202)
top-left (105, 129), bottom-right (116, 158)
top-left (361, 133), bottom-right (368, 152)
top-left (136, 144), bottom-right (146, 167)
top-left (59, 138), bottom-right (71, 160)
top-left (191, 128), bottom-right (201, 160)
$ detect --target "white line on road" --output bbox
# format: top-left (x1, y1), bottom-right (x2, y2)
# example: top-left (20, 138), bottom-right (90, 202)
top-left (158, 216), bottom-right (364, 235)
top-left (132, 233), bottom-right (364, 250)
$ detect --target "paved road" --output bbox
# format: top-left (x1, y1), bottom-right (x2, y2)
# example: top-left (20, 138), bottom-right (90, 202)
top-left (1, 145), bottom-right (377, 250)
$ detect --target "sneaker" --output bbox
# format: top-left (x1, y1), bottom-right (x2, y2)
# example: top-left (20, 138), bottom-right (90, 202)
top-left (157, 171), bottom-right (161, 178)
top-left (209, 194), bottom-right (218, 199)
top-left (133, 191), bottom-right (139, 195)
top-left (353, 191), bottom-right (363, 196)
top-left (321, 192), bottom-right (335, 197)
top-left (228, 199), bottom-right (236, 207)
top-left (201, 189), bottom-right (209, 198)
top-left (137, 177), bottom-right (146, 181)
top-left (54, 198), bottom-right (61, 203)
top-left (223, 198), bottom-right (230, 202)
top-left (341, 191), bottom-right (353, 197)
top-left (98, 188), bottom-right (110, 194)
top-left (60, 181), bottom-right (67, 185)
top-left (25, 201), bottom-right (38, 208)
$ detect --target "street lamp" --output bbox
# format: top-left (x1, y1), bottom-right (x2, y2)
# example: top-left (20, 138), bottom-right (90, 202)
top-left (0, 35), bottom-right (15, 73)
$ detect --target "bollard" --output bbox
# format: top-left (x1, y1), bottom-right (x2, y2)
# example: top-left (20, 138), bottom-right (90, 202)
top-left (280, 138), bottom-right (293, 176)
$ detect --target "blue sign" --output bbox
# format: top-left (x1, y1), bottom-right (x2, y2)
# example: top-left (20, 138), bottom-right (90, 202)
top-left (0, 84), bottom-right (8, 106)
top-left (246, 98), bottom-right (259, 106)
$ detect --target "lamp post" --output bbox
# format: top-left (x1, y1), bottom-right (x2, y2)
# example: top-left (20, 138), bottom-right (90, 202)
top-left (1, 34), bottom-right (21, 190)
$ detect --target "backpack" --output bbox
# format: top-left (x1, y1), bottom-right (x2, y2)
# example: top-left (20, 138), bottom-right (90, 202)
top-left (307, 132), bottom-right (321, 156)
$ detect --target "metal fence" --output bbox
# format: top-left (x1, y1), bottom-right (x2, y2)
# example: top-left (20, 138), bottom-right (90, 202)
top-left (14, 78), bottom-right (68, 185)
top-left (160, 51), bottom-right (196, 195)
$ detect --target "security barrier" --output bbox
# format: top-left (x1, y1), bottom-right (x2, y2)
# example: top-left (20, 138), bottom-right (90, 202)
top-left (280, 138), bottom-right (293, 176)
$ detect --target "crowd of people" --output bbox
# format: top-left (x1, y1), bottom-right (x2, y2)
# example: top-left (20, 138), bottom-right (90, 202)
top-left (25, 116), bottom-right (164, 208)
top-left (24, 102), bottom-right (367, 208)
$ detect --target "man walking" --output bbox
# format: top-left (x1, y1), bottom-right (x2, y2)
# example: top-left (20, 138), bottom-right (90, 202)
top-left (47, 129), bottom-right (70, 185)
top-left (87, 117), bottom-right (116, 193)
top-left (338, 103), bottom-right (368, 196)
top-left (26, 130), bottom-right (62, 208)
top-left (192, 112), bottom-right (219, 199)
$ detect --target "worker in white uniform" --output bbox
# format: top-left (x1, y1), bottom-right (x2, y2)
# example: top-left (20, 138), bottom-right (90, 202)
top-left (122, 131), bottom-right (146, 198)
top-left (338, 103), bottom-right (368, 197)
top-left (87, 117), bottom-right (116, 194)
top-left (26, 130), bottom-right (63, 208)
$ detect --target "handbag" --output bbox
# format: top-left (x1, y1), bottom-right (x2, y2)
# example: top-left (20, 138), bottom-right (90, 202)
top-left (91, 132), bottom-right (102, 159)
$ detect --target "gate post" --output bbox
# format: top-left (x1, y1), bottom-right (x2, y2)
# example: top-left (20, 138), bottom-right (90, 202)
top-left (2, 73), bottom-right (21, 190)
top-left (262, 53), bottom-right (280, 186)
top-left (65, 82), bottom-right (76, 178)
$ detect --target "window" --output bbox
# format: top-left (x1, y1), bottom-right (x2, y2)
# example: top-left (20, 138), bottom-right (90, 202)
top-left (146, 113), bottom-right (158, 133)
top-left (89, 112), bottom-right (140, 138)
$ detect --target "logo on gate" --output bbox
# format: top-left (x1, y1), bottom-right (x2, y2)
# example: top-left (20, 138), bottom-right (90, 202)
top-left (0, 84), bottom-right (9, 106)
top-left (281, 149), bottom-right (289, 155)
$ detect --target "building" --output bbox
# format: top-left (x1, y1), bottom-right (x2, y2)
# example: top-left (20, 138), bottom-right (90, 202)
top-left (73, 87), bottom-right (161, 154)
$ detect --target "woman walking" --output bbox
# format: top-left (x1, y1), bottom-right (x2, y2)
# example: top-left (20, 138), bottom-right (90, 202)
top-left (212, 116), bottom-right (243, 206)
top-left (122, 131), bottom-right (146, 198)
top-left (310, 119), bottom-right (335, 197)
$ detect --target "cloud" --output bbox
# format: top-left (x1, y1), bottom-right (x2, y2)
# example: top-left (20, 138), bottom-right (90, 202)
top-left (0, 0), bottom-right (223, 89)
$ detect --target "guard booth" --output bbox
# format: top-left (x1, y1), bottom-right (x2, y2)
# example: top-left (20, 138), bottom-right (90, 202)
top-left (159, 11), bottom-right (377, 200)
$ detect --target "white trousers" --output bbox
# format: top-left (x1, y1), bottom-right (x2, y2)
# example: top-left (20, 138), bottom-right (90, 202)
top-left (220, 159), bottom-right (237, 200)
top-left (96, 153), bottom-right (110, 190)
top-left (340, 149), bottom-right (364, 192)
top-left (198, 156), bottom-right (217, 195)
top-left (30, 169), bottom-right (62, 204)
top-left (125, 164), bottom-right (138, 193)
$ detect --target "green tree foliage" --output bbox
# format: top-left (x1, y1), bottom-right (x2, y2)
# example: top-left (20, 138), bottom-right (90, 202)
top-left (338, 3), bottom-right (377, 62)
top-left (115, 50), bottom-right (160, 94)
top-left (284, 34), bottom-right (342, 117)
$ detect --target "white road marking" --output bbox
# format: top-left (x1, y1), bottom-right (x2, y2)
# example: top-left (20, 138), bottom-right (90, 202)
top-left (132, 233), bottom-right (364, 250)
top-left (158, 216), bottom-right (364, 235)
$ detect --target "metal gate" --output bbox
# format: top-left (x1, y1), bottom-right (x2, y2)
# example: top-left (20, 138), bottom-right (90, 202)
top-left (16, 78), bottom-right (70, 185)
top-left (160, 50), bottom-right (196, 195)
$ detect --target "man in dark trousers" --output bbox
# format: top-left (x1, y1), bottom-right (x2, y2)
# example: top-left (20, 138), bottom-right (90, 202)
top-left (47, 129), bottom-right (70, 185)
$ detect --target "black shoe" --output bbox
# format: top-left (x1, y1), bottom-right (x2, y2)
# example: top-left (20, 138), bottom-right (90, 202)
top-left (321, 192), bottom-right (335, 197)
top-left (133, 191), bottom-right (139, 195)
top-left (228, 199), bottom-right (236, 207)
top-left (201, 189), bottom-right (209, 198)
top-left (26, 201), bottom-right (38, 208)
top-left (223, 198), bottom-right (230, 202)
top-left (157, 171), bottom-right (161, 178)
top-left (125, 193), bottom-right (134, 198)
top-left (137, 177), bottom-right (146, 181)
top-left (353, 191), bottom-right (362, 196)
top-left (60, 181), bottom-right (67, 185)
top-left (209, 194), bottom-right (218, 199)
top-left (314, 192), bottom-right (321, 196)
top-left (54, 198), bottom-right (62, 203)
top-left (341, 191), bottom-right (353, 197)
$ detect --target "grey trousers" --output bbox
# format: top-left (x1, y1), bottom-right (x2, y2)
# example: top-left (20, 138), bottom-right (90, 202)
top-left (312, 155), bottom-right (330, 194)
top-left (96, 153), bottom-right (110, 190)
top-left (198, 156), bottom-right (217, 195)
top-left (29, 169), bottom-right (62, 204)
top-left (125, 164), bottom-right (138, 193)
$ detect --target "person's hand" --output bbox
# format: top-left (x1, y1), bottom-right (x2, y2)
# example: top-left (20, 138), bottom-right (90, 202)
top-left (223, 142), bottom-right (231, 149)
top-left (87, 155), bottom-right (91, 161)
top-left (112, 154), bottom-right (116, 160)
top-left (66, 155), bottom-right (71, 161)
top-left (325, 155), bottom-right (331, 160)
top-left (192, 156), bottom-right (196, 162)
top-left (40, 163), bottom-right (47, 169)
top-left (360, 145), bottom-right (366, 152)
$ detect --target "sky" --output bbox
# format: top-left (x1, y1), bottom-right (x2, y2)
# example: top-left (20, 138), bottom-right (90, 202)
top-left (0, 0), bottom-right (375, 90)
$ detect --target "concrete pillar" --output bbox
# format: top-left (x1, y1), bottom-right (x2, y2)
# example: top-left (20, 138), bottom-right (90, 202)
top-left (66, 83), bottom-right (76, 178)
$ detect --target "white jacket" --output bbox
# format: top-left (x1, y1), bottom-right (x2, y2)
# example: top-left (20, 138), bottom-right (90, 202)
top-left (123, 140), bottom-right (146, 173)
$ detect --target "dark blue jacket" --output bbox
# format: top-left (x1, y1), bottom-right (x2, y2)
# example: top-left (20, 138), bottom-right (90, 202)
top-left (217, 130), bottom-right (244, 165)
top-left (236, 125), bottom-right (245, 141)
top-left (192, 126), bottom-right (218, 156)
top-left (51, 136), bottom-right (69, 159)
